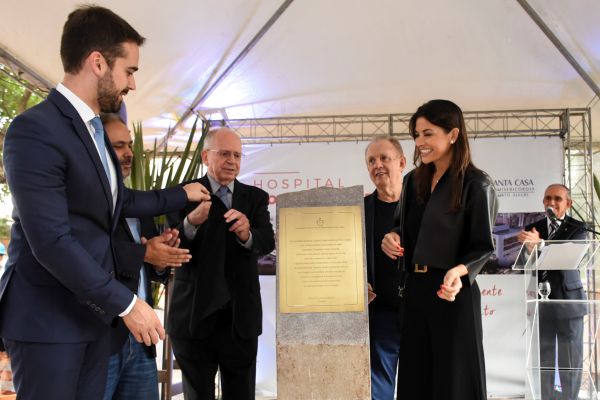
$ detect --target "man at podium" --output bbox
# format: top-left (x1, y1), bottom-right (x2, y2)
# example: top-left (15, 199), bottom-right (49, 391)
top-left (517, 183), bottom-right (587, 400)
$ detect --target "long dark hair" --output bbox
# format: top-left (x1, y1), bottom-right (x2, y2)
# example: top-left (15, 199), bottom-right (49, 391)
top-left (409, 99), bottom-right (479, 212)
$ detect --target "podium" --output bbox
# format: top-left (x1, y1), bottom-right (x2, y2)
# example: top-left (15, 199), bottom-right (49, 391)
top-left (514, 239), bottom-right (600, 399)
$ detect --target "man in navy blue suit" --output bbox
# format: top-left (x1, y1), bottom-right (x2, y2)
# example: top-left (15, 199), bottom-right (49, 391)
top-left (517, 184), bottom-right (587, 400)
top-left (0, 6), bottom-right (209, 400)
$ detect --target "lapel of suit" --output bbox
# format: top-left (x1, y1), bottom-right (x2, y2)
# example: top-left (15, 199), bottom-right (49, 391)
top-left (121, 218), bottom-right (136, 242)
top-left (50, 90), bottom-right (114, 211)
top-left (554, 216), bottom-right (575, 240)
top-left (111, 146), bottom-right (127, 233)
top-left (231, 179), bottom-right (248, 212)
top-left (538, 220), bottom-right (549, 240)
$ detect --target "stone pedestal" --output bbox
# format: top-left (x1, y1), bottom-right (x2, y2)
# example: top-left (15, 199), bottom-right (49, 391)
top-left (276, 186), bottom-right (370, 399)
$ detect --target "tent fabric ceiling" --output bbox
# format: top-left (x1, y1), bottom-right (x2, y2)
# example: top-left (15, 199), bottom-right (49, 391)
top-left (1, 0), bottom-right (599, 142)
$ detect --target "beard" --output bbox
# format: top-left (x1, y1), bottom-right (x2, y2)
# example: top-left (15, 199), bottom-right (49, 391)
top-left (97, 72), bottom-right (127, 113)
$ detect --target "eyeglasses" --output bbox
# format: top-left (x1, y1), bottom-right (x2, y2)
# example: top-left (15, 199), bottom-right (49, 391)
top-left (366, 155), bottom-right (399, 166)
top-left (207, 149), bottom-right (244, 161)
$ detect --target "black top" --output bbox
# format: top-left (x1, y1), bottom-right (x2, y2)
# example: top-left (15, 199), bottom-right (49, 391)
top-left (372, 195), bottom-right (403, 310)
top-left (396, 167), bottom-right (498, 283)
top-left (404, 174), bottom-right (428, 268)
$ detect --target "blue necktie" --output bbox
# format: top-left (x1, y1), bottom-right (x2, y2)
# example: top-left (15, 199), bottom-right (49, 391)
top-left (90, 117), bottom-right (111, 184)
top-left (541, 221), bottom-right (560, 282)
top-left (217, 185), bottom-right (231, 208)
top-left (126, 218), bottom-right (147, 302)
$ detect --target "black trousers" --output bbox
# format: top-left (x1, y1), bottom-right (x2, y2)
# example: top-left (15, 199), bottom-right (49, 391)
top-left (397, 269), bottom-right (486, 400)
top-left (539, 308), bottom-right (583, 400)
top-left (171, 309), bottom-right (258, 400)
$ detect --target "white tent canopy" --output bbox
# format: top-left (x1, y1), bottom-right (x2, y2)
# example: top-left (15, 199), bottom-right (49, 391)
top-left (1, 0), bottom-right (599, 144)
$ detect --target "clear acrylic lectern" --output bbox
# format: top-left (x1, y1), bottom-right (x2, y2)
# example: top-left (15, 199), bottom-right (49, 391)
top-left (513, 239), bottom-right (600, 400)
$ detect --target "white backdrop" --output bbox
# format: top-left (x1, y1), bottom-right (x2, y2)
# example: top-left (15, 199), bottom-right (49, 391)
top-left (241, 137), bottom-right (564, 397)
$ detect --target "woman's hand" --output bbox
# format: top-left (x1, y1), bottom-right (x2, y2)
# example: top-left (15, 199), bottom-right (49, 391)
top-left (381, 232), bottom-right (404, 260)
top-left (438, 265), bottom-right (468, 302)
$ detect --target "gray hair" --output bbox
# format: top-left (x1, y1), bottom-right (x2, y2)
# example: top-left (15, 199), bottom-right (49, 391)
top-left (364, 135), bottom-right (404, 157)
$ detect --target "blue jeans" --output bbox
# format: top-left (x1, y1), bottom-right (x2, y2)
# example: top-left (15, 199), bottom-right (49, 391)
top-left (369, 308), bottom-right (402, 400)
top-left (103, 334), bottom-right (159, 400)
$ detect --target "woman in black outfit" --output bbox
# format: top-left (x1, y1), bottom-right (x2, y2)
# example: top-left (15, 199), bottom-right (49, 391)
top-left (382, 99), bottom-right (498, 400)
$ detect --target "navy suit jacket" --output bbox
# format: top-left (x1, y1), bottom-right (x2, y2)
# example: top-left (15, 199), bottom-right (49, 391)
top-left (111, 217), bottom-right (164, 356)
top-left (168, 175), bottom-right (275, 340)
top-left (526, 215), bottom-right (588, 317)
top-left (0, 89), bottom-right (187, 343)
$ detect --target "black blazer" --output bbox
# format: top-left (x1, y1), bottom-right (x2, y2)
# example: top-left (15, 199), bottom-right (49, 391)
top-left (526, 216), bottom-right (587, 317)
top-left (111, 217), bottom-right (166, 356)
top-left (167, 175), bottom-right (275, 339)
top-left (398, 168), bottom-right (498, 283)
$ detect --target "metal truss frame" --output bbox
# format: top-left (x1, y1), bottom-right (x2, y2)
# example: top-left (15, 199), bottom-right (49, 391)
top-left (223, 107), bottom-right (597, 391)
top-left (223, 108), bottom-right (593, 223)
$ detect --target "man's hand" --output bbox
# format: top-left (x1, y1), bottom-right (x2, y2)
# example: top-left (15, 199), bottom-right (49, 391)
top-left (381, 232), bottom-right (404, 260)
top-left (187, 200), bottom-right (212, 226)
top-left (517, 228), bottom-right (541, 252)
top-left (224, 208), bottom-right (251, 242)
top-left (182, 182), bottom-right (211, 203)
top-left (122, 298), bottom-right (165, 346)
top-left (141, 228), bottom-right (191, 270)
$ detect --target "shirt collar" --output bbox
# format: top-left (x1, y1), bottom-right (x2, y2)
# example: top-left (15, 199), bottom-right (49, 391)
top-left (206, 174), bottom-right (234, 194)
top-left (56, 83), bottom-right (97, 127)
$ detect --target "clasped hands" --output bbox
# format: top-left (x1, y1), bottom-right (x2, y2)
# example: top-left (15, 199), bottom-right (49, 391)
top-left (121, 183), bottom-right (213, 347)
top-left (186, 195), bottom-right (251, 243)
top-left (123, 228), bottom-right (189, 346)
top-left (381, 232), bottom-right (464, 302)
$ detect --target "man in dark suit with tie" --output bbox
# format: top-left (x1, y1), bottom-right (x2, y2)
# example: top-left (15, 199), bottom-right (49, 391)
top-left (517, 183), bottom-right (587, 400)
top-left (168, 127), bottom-right (275, 399)
top-left (102, 113), bottom-right (192, 399)
top-left (0, 7), bottom-right (209, 400)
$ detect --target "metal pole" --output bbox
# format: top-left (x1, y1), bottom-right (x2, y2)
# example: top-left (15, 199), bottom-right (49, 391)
top-left (159, 0), bottom-right (295, 147)
top-left (516, 0), bottom-right (600, 98)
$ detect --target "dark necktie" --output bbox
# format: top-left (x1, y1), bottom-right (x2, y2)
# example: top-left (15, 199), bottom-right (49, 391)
top-left (548, 220), bottom-right (559, 240)
top-left (90, 117), bottom-right (111, 184)
top-left (541, 221), bottom-right (559, 282)
top-left (217, 185), bottom-right (231, 209)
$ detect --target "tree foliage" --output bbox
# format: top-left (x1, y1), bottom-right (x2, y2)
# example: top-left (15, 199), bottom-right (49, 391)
top-left (0, 64), bottom-right (45, 184)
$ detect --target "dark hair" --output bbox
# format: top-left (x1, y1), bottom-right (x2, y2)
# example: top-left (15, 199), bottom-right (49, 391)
top-left (60, 5), bottom-right (145, 73)
top-left (100, 112), bottom-right (125, 126)
top-left (409, 99), bottom-right (479, 212)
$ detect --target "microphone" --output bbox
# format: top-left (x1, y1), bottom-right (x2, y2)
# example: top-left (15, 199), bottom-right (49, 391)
top-left (545, 207), bottom-right (561, 222)
top-left (544, 207), bottom-right (600, 237)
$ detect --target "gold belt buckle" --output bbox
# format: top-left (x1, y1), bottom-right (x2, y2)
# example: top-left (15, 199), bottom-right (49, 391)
top-left (414, 263), bottom-right (428, 273)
